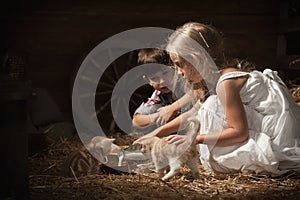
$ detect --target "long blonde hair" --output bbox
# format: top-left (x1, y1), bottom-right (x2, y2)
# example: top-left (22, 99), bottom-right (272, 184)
top-left (167, 22), bottom-right (225, 68)
top-left (167, 22), bottom-right (256, 71)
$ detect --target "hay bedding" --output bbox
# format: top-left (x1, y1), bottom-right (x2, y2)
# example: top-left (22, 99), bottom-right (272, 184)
top-left (29, 80), bottom-right (300, 200)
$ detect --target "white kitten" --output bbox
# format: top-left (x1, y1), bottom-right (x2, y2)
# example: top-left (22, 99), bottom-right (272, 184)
top-left (136, 118), bottom-right (201, 181)
top-left (86, 136), bottom-right (117, 164)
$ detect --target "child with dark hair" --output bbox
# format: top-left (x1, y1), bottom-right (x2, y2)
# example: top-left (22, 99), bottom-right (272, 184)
top-left (132, 48), bottom-right (192, 136)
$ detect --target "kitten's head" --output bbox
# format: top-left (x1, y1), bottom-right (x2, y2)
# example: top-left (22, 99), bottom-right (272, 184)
top-left (86, 136), bottom-right (115, 163)
top-left (134, 137), bottom-right (159, 153)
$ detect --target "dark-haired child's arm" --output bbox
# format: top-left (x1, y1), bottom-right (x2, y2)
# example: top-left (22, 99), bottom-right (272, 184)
top-left (132, 112), bottom-right (160, 127)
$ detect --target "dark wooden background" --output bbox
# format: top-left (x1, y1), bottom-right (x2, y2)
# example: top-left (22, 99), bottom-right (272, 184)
top-left (1, 0), bottom-right (299, 123)
top-left (1, 1), bottom-right (299, 198)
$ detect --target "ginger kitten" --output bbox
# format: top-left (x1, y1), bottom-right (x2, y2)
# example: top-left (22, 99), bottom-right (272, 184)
top-left (136, 118), bottom-right (201, 181)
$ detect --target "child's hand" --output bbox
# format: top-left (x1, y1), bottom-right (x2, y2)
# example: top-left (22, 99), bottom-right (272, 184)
top-left (156, 105), bottom-right (179, 125)
top-left (133, 132), bottom-right (156, 144)
top-left (164, 135), bottom-right (187, 145)
top-left (149, 112), bottom-right (165, 126)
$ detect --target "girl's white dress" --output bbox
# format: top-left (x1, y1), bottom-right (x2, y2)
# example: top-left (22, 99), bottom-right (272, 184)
top-left (198, 69), bottom-right (300, 175)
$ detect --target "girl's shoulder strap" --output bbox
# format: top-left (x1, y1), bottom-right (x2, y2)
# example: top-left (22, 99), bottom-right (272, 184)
top-left (216, 71), bottom-right (250, 88)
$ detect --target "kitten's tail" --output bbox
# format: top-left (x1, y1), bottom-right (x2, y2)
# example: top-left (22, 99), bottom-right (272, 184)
top-left (185, 117), bottom-right (200, 144)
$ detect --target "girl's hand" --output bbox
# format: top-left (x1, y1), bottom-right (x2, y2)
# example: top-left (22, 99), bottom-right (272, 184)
top-left (133, 132), bottom-right (156, 144)
top-left (164, 135), bottom-right (187, 145)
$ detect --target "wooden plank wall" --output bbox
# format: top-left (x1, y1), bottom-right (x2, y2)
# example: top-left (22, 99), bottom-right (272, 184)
top-left (0, 0), bottom-right (280, 121)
